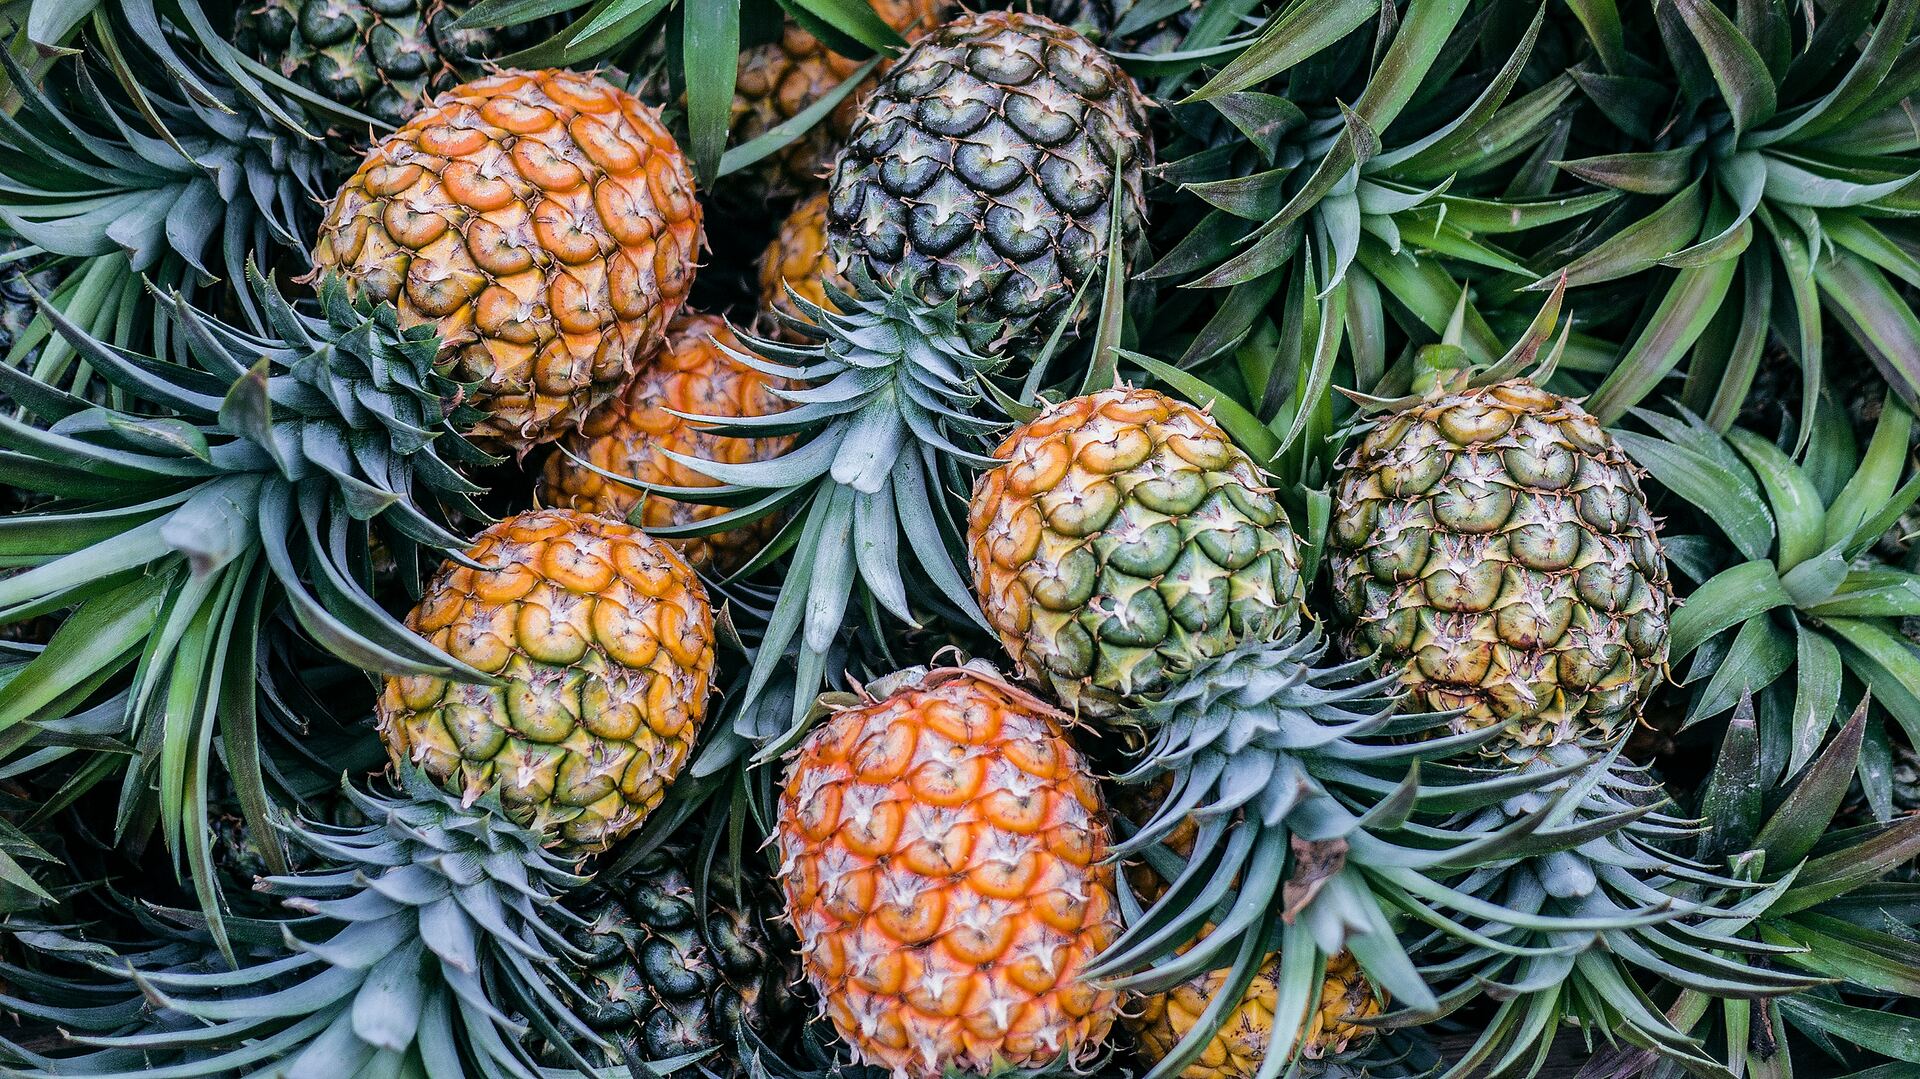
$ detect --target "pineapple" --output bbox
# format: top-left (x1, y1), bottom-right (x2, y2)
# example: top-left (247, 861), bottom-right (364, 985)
top-left (377, 507), bottom-right (715, 855)
top-left (234, 0), bottom-right (551, 130)
top-left (540, 313), bottom-right (792, 573)
top-left (548, 844), bottom-right (800, 1074)
top-left (1326, 369), bottom-right (1674, 751)
top-left (726, 0), bottom-right (953, 205)
top-left (825, 10), bottom-right (1151, 346)
top-left (758, 191), bottom-right (846, 339)
top-left (774, 663), bottom-right (1120, 1078)
top-left (967, 386), bottom-right (1305, 717)
top-left (1130, 950), bottom-right (1384, 1078)
top-left (312, 69), bottom-right (703, 454)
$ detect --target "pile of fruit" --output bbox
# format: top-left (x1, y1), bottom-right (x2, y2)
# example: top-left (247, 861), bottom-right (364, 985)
top-left (0, 1), bottom-right (1917, 1077)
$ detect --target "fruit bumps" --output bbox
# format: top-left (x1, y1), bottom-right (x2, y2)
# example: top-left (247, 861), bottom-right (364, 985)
top-left (968, 387), bottom-right (1305, 717)
top-left (826, 11), bottom-right (1150, 345)
top-left (314, 70), bottom-right (702, 452)
top-left (378, 508), bottom-right (714, 854)
top-left (1328, 380), bottom-right (1673, 747)
top-left (775, 666), bottom-right (1120, 1078)
top-left (540, 313), bottom-right (792, 573)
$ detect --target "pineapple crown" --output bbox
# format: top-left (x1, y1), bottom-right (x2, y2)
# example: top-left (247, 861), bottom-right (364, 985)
top-left (0, 40), bottom-right (330, 306)
top-left (0, 770), bottom-right (621, 1078)
top-left (0, 268), bottom-right (496, 948)
top-left (1405, 734), bottom-right (1822, 1069)
top-left (631, 268), bottom-right (1011, 738)
top-left (1361, 276), bottom-right (1570, 408)
top-left (1091, 629), bottom-right (1752, 1079)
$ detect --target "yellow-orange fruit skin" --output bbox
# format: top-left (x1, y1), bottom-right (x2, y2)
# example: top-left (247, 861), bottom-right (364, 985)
top-left (540, 313), bottom-right (791, 573)
top-left (378, 509), bottom-right (714, 855)
top-left (1129, 951), bottom-right (1384, 1078)
top-left (729, 1), bottom-right (952, 202)
top-left (313, 69), bottom-right (703, 453)
top-left (757, 191), bottom-right (845, 339)
top-left (775, 667), bottom-right (1121, 1079)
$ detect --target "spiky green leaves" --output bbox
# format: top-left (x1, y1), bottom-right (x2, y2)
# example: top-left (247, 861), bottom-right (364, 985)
top-left (0, 269), bottom-right (484, 951)
top-left (1415, 739), bottom-right (1821, 1077)
top-left (1094, 630), bottom-right (1581, 1079)
top-left (0, 38), bottom-right (332, 367)
top-left (0, 773), bottom-right (622, 1079)
top-left (1551, 0), bottom-right (1920, 437)
top-left (646, 271), bottom-right (1006, 736)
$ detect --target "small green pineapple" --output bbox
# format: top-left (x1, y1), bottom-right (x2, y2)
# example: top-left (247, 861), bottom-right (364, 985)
top-left (547, 846), bottom-right (801, 1076)
top-left (234, 0), bottom-right (549, 129)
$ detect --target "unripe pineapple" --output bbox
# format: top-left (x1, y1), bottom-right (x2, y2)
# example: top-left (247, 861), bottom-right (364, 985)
top-left (540, 313), bottom-right (792, 573)
top-left (1328, 377), bottom-right (1673, 750)
top-left (726, 0), bottom-right (953, 205)
top-left (1130, 950), bottom-right (1384, 1078)
top-left (775, 664), bottom-right (1121, 1078)
top-left (826, 10), bottom-right (1151, 346)
top-left (313, 69), bottom-right (703, 454)
top-left (967, 386), bottom-right (1306, 717)
top-left (758, 191), bottom-right (846, 339)
top-left (547, 844), bottom-right (801, 1075)
top-left (234, 0), bottom-right (550, 130)
top-left (378, 508), bottom-right (715, 855)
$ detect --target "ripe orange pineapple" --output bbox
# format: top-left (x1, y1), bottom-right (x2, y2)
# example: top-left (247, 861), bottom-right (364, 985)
top-left (775, 664), bottom-right (1120, 1078)
top-left (758, 191), bottom-right (845, 339)
top-left (313, 69), bottom-right (703, 453)
top-left (540, 313), bottom-right (792, 573)
top-left (378, 508), bottom-right (715, 855)
top-left (728, 0), bottom-right (952, 204)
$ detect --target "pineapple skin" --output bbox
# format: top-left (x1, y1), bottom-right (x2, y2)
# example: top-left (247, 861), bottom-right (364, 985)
top-left (553, 847), bottom-right (801, 1076)
top-left (378, 508), bottom-right (715, 856)
top-left (968, 387), bottom-right (1305, 718)
top-left (758, 191), bottom-right (846, 339)
top-left (1130, 950), bottom-right (1385, 1077)
top-left (540, 313), bottom-right (792, 573)
top-left (775, 666), bottom-right (1121, 1079)
top-left (825, 10), bottom-right (1151, 345)
top-left (1328, 380), bottom-right (1673, 749)
top-left (314, 69), bottom-right (703, 454)
top-left (234, 0), bottom-right (548, 130)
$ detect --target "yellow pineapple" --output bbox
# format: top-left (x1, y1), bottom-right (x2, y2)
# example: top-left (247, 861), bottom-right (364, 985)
top-left (757, 191), bottom-right (845, 339)
top-left (1131, 951), bottom-right (1384, 1077)
top-left (377, 508), bottom-right (714, 855)
top-left (313, 69), bottom-right (703, 454)
top-left (540, 313), bottom-right (792, 573)
top-left (774, 664), bottom-right (1120, 1078)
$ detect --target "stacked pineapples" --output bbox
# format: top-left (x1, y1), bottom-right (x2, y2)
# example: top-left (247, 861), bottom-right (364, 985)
top-left (3, 1), bottom-right (1920, 1078)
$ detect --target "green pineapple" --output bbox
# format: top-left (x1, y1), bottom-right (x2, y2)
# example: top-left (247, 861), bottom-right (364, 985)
top-left (544, 845), bottom-right (801, 1075)
top-left (825, 9), bottom-right (1151, 348)
top-left (234, 0), bottom-right (550, 130)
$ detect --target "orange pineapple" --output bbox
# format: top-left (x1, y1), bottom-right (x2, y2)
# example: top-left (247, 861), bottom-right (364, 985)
top-left (775, 664), bottom-right (1120, 1078)
top-left (540, 313), bottom-right (791, 573)
top-left (313, 70), bottom-right (703, 454)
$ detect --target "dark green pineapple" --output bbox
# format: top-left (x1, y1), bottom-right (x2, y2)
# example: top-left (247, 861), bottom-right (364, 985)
top-left (234, 0), bottom-right (550, 129)
top-left (553, 847), bottom-right (801, 1075)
